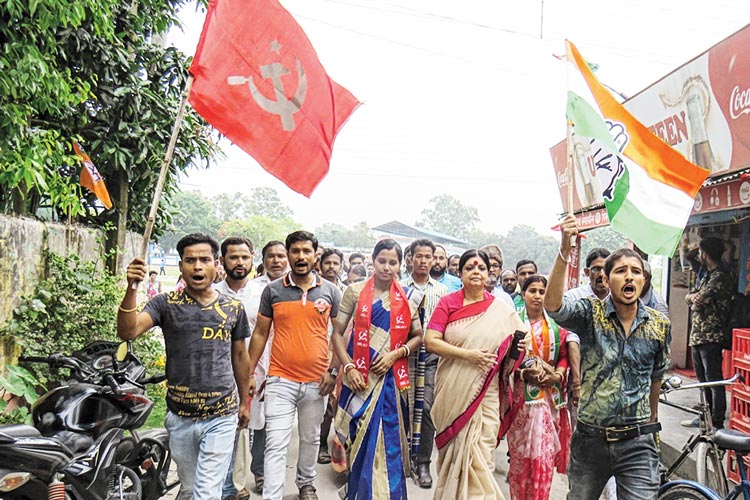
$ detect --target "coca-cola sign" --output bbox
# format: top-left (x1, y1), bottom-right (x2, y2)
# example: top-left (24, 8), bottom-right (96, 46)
top-left (730, 85), bottom-right (750, 119)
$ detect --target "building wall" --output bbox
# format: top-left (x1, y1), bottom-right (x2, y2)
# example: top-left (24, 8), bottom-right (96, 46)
top-left (0, 215), bottom-right (141, 329)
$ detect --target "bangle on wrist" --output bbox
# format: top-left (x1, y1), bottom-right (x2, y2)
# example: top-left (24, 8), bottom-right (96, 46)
top-left (557, 247), bottom-right (570, 263)
top-left (118, 304), bottom-right (138, 313)
top-left (402, 344), bottom-right (410, 358)
top-left (343, 362), bottom-right (356, 374)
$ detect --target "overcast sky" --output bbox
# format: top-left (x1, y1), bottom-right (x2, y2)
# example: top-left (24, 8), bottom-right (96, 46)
top-left (170, 0), bottom-right (750, 238)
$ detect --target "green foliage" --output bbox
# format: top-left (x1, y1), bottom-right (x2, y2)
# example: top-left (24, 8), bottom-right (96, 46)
top-left (218, 215), bottom-right (301, 250)
top-left (315, 222), bottom-right (375, 249)
top-left (0, 363), bottom-right (42, 424)
top-left (499, 225), bottom-right (559, 274)
top-left (159, 190), bottom-right (221, 249)
top-left (0, 250), bottom-right (168, 421)
top-left (0, 252), bottom-right (120, 384)
top-left (159, 189), bottom-right (298, 250)
top-left (417, 194), bottom-right (479, 242)
top-left (580, 226), bottom-right (630, 260)
top-left (0, 0), bottom-right (221, 238)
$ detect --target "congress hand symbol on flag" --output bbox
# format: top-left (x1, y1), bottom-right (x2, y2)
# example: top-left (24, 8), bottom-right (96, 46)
top-left (188, 0), bottom-right (360, 197)
top-left (73, 142), bottom-right (113, 210)
top-left (564, 40), bottom-right (710, 256)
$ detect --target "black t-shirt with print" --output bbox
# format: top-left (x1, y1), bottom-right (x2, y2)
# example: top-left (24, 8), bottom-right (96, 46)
top-left (143, 290), bottom-right (250, 418)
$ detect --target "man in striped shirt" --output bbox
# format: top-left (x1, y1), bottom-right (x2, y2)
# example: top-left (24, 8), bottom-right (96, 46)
top-left (400, 239), bottom-right (449, 489)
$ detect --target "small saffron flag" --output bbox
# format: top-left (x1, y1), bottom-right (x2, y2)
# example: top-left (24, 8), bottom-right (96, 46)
top-left (564, 40), bottom-right (710, 256)
top-left (188, 0), bottom-right (360, 197)
top-left (73, 142), bottom-right (113, 209)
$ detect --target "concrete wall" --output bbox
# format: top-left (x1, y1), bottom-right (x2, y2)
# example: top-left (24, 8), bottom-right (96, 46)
top-left (0, 214), bottom-right (141, 330)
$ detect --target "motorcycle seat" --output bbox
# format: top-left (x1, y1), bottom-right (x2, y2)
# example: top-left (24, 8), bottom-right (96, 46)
top-left (54, 430), bottom-right (94, 455)
top-left (0, 424), bottom-right (41, 438)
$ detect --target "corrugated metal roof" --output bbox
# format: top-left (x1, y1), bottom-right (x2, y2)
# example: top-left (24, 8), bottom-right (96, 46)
top-left (371, 220), bottom-right (470, 245)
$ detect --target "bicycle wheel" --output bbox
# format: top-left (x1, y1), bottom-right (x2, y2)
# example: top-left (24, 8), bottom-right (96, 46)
top-left (658, 486), bottom-right (713, 500)
top-left (695, 441), bottom-right (728, 496)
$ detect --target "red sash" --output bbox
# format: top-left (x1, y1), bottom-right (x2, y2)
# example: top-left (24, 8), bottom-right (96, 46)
top-left (352, 277), bottom-right (411, 390)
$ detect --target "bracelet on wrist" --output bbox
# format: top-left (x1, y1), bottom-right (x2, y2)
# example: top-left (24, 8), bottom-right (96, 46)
top-left (343, 362), bottom-right (356, 374)
top-left (557, 247), bottom-right (570, 263)
top-left (118, 304), bottom-right (138, 313)
top-left (402, 344), bottom-right (411, 358)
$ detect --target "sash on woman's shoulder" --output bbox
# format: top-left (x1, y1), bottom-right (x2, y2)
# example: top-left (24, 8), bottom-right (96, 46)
top-left (434, 296), bottom-right (524, 449)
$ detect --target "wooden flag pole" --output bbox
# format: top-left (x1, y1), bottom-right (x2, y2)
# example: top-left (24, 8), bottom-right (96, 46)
top-left (131, 75), bottom-right (194, 289)
top-left (566, 119), bottom-right (577, 248)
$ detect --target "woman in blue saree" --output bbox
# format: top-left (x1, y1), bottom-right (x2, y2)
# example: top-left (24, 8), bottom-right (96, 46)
top-left (331, 239), bottom-right (424, 499)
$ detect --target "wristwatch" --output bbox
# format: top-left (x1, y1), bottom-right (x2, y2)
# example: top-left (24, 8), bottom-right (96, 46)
top-left (328, 367), bottom-right (339, 377)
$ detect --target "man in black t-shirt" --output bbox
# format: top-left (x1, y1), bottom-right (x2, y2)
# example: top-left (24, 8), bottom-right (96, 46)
top-left (118, 233), bottom-right (251, 500)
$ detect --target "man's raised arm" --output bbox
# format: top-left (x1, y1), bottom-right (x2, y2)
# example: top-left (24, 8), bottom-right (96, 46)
top-left (545, 215), bottom-right (579, 314)
top-left (117, 258), bottom-right (154, 340)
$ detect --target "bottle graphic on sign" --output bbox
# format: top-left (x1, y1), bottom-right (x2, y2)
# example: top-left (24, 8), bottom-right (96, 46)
top-left (686, 92), bottom-right (717, 172)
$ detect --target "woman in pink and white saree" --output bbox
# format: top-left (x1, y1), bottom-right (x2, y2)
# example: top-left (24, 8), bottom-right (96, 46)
top-left (426, 249), bottom-right (526, 500)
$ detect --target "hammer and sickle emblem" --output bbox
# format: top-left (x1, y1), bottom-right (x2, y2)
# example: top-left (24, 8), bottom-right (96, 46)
top-left (227, 42), bottom-right (307, 131)
top-left (356, 358), bottom-right (367, 369)
top-left (361, 305), bottom-right (369, 313)
top-left (396, 315), bottom-right (405, 325)
top-left (358, 331), bottom-right (368, 342)
top-left (397, 366), bottom-right (407, 379)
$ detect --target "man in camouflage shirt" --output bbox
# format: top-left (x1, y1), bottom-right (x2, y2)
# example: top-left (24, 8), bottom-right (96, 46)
top-left (547, 216), bottom-right (671, 500)
top-left (684, 237), bottom-right (734, 429)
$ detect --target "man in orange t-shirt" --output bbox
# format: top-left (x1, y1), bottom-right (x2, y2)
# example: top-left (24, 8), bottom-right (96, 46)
top-left (247, 231), bottom-right (342, 500)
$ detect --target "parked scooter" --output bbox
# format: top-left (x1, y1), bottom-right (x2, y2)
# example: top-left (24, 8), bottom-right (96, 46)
top-left (0, 340), bottom-right (176, 500)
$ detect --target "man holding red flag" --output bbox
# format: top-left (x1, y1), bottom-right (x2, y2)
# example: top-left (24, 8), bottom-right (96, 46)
top-left (189, 0), bottom-right (359, 197)
top-left (246, 231), bottom-right (341, 500)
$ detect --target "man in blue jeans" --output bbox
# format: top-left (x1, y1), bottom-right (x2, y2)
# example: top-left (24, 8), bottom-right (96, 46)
top-left (118, 233), bottom-right (251, 500)
top-left (247, 231), bottom-right (341, 500)
top-left (546, 216), bottom-right (671, 500)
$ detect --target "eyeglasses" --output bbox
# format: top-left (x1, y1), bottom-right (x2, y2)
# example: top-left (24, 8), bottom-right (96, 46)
top-left (589, 266), bottom-right (604, 273)
top-left (490, 263), bottom-right (502, 270)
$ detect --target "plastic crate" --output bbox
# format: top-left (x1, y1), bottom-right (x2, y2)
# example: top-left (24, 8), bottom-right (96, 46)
top-left (724, 350), bottom-right (734, 381)
top-left (733, 358), bottom-right (750, 392)
top-left (727, 417), bottom-right (750, 484)
top-left (728, 450), bottom-right (742, 484)
top-left (731, 385), bottom-right (750, 426)
top-left (733, 329), bottom-right (750, 362)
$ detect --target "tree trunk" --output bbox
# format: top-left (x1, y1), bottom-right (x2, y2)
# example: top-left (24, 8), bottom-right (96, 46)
top-left (105, 171), bottom-right (129, 274)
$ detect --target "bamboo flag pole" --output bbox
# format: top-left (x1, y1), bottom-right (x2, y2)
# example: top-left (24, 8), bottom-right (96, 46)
top-left (131, 74), bottom-right (194, 289)
top-left (566, 118), bottom-right (577, 248)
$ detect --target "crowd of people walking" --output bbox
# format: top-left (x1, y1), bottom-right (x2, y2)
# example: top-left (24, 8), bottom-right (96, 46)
top-left (118, 214), bottom-right (682, 500)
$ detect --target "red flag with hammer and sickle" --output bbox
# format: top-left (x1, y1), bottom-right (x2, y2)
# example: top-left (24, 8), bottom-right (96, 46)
top-left (188, 0), bottom-right (360, 197)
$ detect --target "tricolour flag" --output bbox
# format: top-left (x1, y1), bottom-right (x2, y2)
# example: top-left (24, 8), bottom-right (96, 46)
top-left (73, 142), bottom-right (113, 209)
top-left (565, 40), bottom-right (710, 256)
top-left (189, 0), bottom-right (360, 197)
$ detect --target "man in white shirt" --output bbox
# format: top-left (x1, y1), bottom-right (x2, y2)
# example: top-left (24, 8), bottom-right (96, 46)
top-left (218, 238), bottom-right (289, 499)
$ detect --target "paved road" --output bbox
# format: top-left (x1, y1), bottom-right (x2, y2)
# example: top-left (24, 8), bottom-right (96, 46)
top-left (166, 427), bottom-right (570, 499)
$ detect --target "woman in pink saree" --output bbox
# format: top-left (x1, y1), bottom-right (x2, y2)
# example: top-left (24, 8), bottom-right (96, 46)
top-left (506, 275), bottom-right (570, 500)
top-left (425, 249), bottom-right (526, 500)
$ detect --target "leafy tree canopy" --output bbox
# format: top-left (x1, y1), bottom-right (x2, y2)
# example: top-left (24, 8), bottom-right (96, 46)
top-left (0, 0), bottom-right (221, 263)
top-left (158, 188), bottom-right (298, 251)
top-left (417, 194), bottom-right (479, 242)
top-left (315, 221), bottom-right (375, 249)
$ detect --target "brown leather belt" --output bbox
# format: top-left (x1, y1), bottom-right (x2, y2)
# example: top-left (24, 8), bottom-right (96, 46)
top-left (577, 420), bottom-right (661, 442)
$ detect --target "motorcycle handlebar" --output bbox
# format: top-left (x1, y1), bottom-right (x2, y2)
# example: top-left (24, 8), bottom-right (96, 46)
top-left (141, 374), bottom-right (167, 385)
top-left (18, 355), bottom-right (52, 363)
top-left (103, 373), bottom-right (122, 395)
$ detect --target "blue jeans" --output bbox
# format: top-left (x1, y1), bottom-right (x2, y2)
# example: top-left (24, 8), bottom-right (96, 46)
top-left (567, 429), bottom-right (659, 500)
top-left (221, 428), bottom-right (266, 497)
top-left (263, 376), bottom-right (327, 500)
top-left (165, 411), bottom-right (237, 500)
